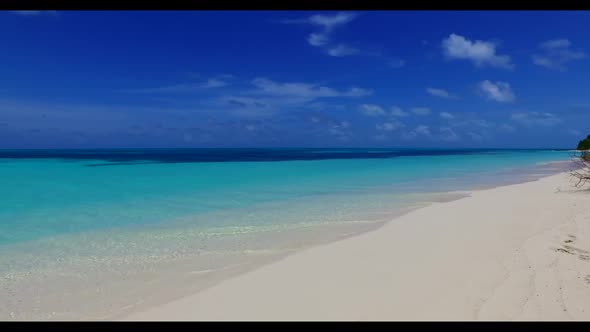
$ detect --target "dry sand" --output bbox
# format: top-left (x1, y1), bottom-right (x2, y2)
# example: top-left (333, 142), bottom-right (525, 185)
top-left (124, 172), bottom-right (590, 321)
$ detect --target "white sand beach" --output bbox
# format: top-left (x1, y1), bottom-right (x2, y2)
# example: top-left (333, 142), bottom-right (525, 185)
top-left (124, 172), bottom-right (590, 321)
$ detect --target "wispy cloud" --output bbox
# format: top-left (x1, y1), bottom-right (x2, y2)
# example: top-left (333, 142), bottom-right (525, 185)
top-left (439, 127), bottom-right (460, 141)
top-left (390, 106), bottom-right (409, 117)
top-left (307, 33), bottom-right (329, 46)
top-left (442, 33), bottom-right (513, 69)
top-left (223, 97), bottom-right (269, 109)
top-left (439, 112), bottom-right (455, 119)
top-left (511, 112), bottom-right (561, 126)
top-left (376, 120), bottom-right (405, 131)
top-left (244, 124), bottom-right (257, 132)
top-left (308, 12), bottom-right (357, 29)
top-left (203, 78), bottom-right (229, 88)
top-left (359, 104), bottom-right (386, 116)
top-left (128, 76), bottom-right (231, 93)
top-left (217, 78), bottom-right (372, 118)
top-left (415, 125), bottom-right (431, 136)
top-left (327, 44), bottom-right (359, 57)
top-left (411, 107), bottom-right (432, 116)
top-left (477, 80), bottom-right (515, 102)
top-left (307, 13), bottom-right (357, 55)
top-left (499, 124), bottom-right (516, 132)
top-left (305, 113), bottom-right (356, 141)
top-left (11, 11), bottom-right (57, 16)
top-left (363, 104), bottom-right (415, 119)
top-left (327, 120), bottom-right (352, 140)
top-left (282, 12), bottom-right (358, 58)
top-left (251, 78), bottom-right (371, 99)
top-left (220, 97), bottom-right (282, 118)
top-left (403, 125), bottom-right (431, 140)
top-left (451, 119), bottom-right (496, 129)
top-left (426, 87), bottom-right (456, 99)
top-left (0, 99), bottom-right (214, 142)
top-left (282, 12), bottom-right (404, 67)
top-left (532, 39), bottom-right (585, 71)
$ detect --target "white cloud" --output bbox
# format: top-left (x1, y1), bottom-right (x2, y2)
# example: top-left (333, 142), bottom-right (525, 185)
top-left (360, 104), bottom-right (386, 116)
top-left (541, 39), bottom-right (571, 49)
top-left (390, 106), bottom-right (409, 117)
top-left (441, 33), bottom-right (513, 69)
top-left (403, 125), bottom-right (431, 140)
top-left (251, 78), bottom-right (371, 99)
top-left (439, 127), bottom-right (460, 141)
top-left (128, 76), bottom-right (230, 93)
top-left (308, 12), bottom-right (357, 30)
top-left (426, 88), bottom-right (454, 99)
top-left (440, 112), bottom-right (454, 120)
top-left (224, 96), bottom-right (269, 108)
top-left (211, 77), bottom-right (372, 118)
top-left (532, 39), bottom-right (585, 71)
top-left (328, 120), bottom-right (352, 140)
top-left (287, 12), bottom-right (359, 57)
top-left (221, 96), bottom-right (276, 117)
top-left (128, 76), bottom-right (371, 119)
top-left (11, 11), bottom-right (57, 16)
top-left (511, 112), bottom-right (561, 126)
top-left (376, 121), bottom-right (404, 131)
top-left (347, 87), bottom-right (371, 96)
top-left (307, 33), bottom-right (329, 46)
top-left (411, 107), bottom-right (431, 116)
top-left (478, 80), bottom-right (515, 102)
top-left (12, 11), bottom-right (42, 16)
top-left (328, 44), bottom-right (359, 57)
top-left (202, 78), bottom-right (228, 88)
top-left (284, 12), bottom-right (402, 65)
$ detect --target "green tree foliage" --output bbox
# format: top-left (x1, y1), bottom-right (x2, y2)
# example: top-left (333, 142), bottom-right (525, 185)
top-left (577, 135), bottom-right (590, 150)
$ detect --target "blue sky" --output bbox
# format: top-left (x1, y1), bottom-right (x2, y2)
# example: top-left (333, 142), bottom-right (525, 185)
top-left (1, 10), bottom-right (590, 148)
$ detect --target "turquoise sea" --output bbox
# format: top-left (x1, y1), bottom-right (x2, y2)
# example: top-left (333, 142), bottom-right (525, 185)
top-left (0, 148), bottom-right (572, 320)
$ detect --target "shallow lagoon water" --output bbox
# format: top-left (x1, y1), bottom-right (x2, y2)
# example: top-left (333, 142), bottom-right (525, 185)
top-left (0, 149), bottom-right (572, 319)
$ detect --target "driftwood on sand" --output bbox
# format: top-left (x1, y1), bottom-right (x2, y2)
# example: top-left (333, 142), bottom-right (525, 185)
top-left (570, 151), bottom-right (590, 188)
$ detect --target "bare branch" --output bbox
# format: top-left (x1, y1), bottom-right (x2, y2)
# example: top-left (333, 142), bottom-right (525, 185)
top-left (569, 150), bottom-right (590, 188)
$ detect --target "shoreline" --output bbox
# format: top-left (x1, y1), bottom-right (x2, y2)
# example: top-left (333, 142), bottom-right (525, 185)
top-left (0, 160), bottom-right (574, 320)
top-left (123, 171), bottom-right (590, 321)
